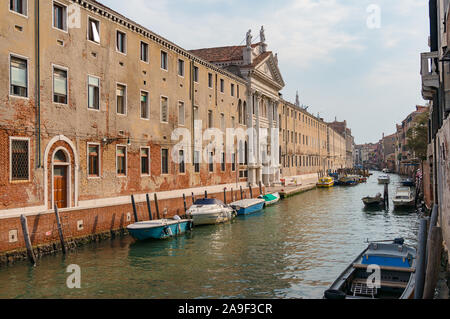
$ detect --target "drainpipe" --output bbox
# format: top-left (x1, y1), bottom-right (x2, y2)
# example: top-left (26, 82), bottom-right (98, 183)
top-left (35, 0), bottom-right (41, 168)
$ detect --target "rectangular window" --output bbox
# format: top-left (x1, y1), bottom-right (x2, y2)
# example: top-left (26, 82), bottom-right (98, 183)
top-left (231, 84), bottom-right (235, 96)
top-left (220, 79), bottom-right (224, 93)
top-left (116, 84), bottom-right (126, 114)
top-left (161, 96), bottom-right (168, 123)
top-left (221, 152), bottom-right (225, 172)
top-left (88, 144), bottom-right (100, 177)
top-left (88, 76), bottom-right (100, 110)
top-left (53, 67), bottom-right (67, 104)
top-left (208, 73), bottom-right (213, 88)
top-left (53, 2), bottom-right (67, 31)
top-left (10, 0), bottom-right (27, 15)
top-left (140, 42), bottom-right (149, 62)
top-left (141, 91), bottom-right (149, 119)
top-left (88, 18), bottom-right (100, 43)
top-left (116, 146), bottom-right (126, 176)
top-left (10, 56), bottom-right (28, 98)
top-left (193, 66), bottom-right (199, 83)
top-left (10, 139), bottom-right (29, 181)
top-left (208, 110), bottom-right (213, 128)
top-left (209, 152), bottom-right (214, 172)
top-left (161, 51), bottom-right (168, 70)
top-left (178, 59), bottom-right (185, 77)
top-left (141, 148), bottom-right (150, 175)
top-left (116, 30), bottom-right (126, 53)
top-left (194, 151), bottom-right (200, 173)
top-left (178, 101), bottom-right (185, 126)
top-left (161, 148), bottom-right (169, 174)
top-left (179, 150), bottom-right (185, 174)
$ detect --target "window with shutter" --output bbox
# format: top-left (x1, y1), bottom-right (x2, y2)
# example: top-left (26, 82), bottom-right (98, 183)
top-left (88, 18), bottom-right (100, 43)
top-left (141, 91), bottom-right (149, 119)
top-left (161, 97), bottom-right (168, 123)
top-left (88, 76), bottom-right (100, 110)
top-left (53, 67), bottom-right (67, 104)
top-left (116, 84), bottom-right (126, 114)
top-left (10, 56), bottom-right (28, 97)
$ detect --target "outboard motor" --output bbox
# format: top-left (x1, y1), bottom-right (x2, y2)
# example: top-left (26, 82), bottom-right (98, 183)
top-left (394, 238), bottom-right (405, 245)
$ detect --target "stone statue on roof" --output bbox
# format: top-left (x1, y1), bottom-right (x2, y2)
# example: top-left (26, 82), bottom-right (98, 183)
top-left (246, 29), bottom-right (252, 48)
top-left (260, 26), bottom-right (266, 43)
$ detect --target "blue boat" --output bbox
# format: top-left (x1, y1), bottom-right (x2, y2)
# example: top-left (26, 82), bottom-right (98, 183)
top-left (127, 217), bottom-right (193, 240)
top-left (229, 198), bottom-right (266, 216)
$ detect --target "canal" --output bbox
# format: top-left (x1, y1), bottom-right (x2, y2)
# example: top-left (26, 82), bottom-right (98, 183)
top-left (0, 172), bottom-right (420, 299)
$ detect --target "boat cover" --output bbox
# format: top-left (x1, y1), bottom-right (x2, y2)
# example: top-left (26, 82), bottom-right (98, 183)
top-left (194, 198), bottom-right (224, 206)
top-left (263, 194), bottom-right (278, 201)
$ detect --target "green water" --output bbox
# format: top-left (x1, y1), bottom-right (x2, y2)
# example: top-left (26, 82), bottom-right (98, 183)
top-left (0, 172), bottom-right (420, 299)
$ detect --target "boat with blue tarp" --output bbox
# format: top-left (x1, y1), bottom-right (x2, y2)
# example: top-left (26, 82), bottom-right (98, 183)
top-left (324, 238), bottom-right (416, 299)
top-left (127, 216), bottom-right (193, 241)
top-left (230, 198), bottom-right (265, 216)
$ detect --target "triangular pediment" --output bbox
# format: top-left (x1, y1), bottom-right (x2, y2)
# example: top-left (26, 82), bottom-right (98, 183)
top-left (253, 53), bottom-right (285, 89)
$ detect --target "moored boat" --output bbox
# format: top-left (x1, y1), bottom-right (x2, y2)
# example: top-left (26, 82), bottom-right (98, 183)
top-left (127, 216), bottom-right (193, 241)
top-left (401, 178), bottom-right (415, 187)
top-left (324, 238), bottom-right (416, 299)
top-left (362, 193), bottom-right (384, 208)
top-left (339, 176), bottom-right (358, 186)
top-left (392, 187), bottom-right (415, 209)
top-left (378, 174), bottom-right (391, 184)
top-left (317, 177), bottom-right (334, 188)
top-left (186, 198), bottom-right (236, 226)
top-left (258, 192), bottom-right (281, 206)
top-left (230, 198), bottom-right (265, 216)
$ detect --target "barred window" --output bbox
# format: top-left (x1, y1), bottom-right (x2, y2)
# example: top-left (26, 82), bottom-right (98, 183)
top-left (11, 139), bottom-right (29, 181)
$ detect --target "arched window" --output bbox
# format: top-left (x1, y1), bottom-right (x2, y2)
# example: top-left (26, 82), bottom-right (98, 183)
top-left (54, 150), bottom-right (67, 163)
top-left (243, 101), bottom-right (247, 125)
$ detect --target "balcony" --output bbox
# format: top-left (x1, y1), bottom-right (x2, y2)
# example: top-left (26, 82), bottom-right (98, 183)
top-left (421, 51), bottom-right (439, 100)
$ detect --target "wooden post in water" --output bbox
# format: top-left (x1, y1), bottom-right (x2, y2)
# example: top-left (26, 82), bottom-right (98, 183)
top-left (223, 188), bottom-right (227, 205)
top-left (183, 194), bottom-right (187, 215)
top-left (20, 215), bottom-right (36, 265)
top-left (259, 181), bottom-right (263, 196)
top-left (384, 183), bottom-right (389, 208)
top-left (240, 186), bottom-right (244, 200)
top-left (191, 192), bottom-right (195, 204)
top-left (154, 193), bottom-right (160, 220)
top-left (54, 205), bottom-right (66, 254)
top-left (415, 218), bottom-right (428, 299)
top-left (205, 190), bottom-right (208, 199)
top-left (231, 188), bottom-right (234, 202)
top-left (131, 195), bottom-right (139, 222)
top-left (423, 226), bottom-right (443, 299)
top-left (249, 184), bottom-right (253, 198)
top-left (146, 194), bottom-right (153, 220)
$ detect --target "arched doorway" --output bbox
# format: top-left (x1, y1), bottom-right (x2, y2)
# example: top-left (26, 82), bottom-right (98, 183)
top-left (52, 149), bottom-right (70, 209)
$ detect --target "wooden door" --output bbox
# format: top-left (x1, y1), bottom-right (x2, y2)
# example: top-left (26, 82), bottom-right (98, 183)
top-left (53, 166), bottom-right (67, 209)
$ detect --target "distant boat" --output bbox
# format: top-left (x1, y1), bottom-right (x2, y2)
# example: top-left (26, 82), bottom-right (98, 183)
top-left (127, 217), bottom-right (192, 241)
top-left (317, 177), bottom-right (334, 188)
top-left (378, 175), bottom-right (391, 184)
top-left (339, 176), bottom-right (358, 186)
top-left (392, 187), bottom-right (415, 209)
top-left (324, 238), bottom-right (416, 299)
top-left (186, 198), bottom-right (236, 226)
top-left (401, 178), bottom-right (415, 187)
top-left (259, 192), bottom-right (281, 206)
top-left (230, 198), bottom-right (265, 216)
top-left (362, 193), bottom-right (384, 208)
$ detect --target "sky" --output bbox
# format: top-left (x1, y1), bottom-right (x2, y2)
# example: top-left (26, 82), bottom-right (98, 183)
top-left (101, 0), bottom-right (430, 144)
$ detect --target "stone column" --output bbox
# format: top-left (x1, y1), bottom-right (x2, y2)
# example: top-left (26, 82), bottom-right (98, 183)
top-left (247, 91), bottom-right (257, 186)
top-left (255, 93), bottom-right (263, 186)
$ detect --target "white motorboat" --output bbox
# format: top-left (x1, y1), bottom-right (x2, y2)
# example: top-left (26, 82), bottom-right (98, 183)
top-left (393, 187), bottom-right (415, 209)
top-left (186, 198), bottom-right (236, 226)
top-left (378, 174), bottom-right (391, 184)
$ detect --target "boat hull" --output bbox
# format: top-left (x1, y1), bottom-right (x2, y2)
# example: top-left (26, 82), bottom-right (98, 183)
top-left (393, 200), bottom-right (415, 209)
top-left (190, 211), bottom-right (235, 226)
top-left (127, 220), bottom-right (192, 241)
top-left (236, 202), bottom-right (265, 215)
top-left (260, 193), bottom-right (281, 206)
top-left (230, 199), bottom-right (266, 216)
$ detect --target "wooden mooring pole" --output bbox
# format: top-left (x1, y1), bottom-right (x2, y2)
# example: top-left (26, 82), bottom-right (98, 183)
top-left (205, 190), bottom-right (208, 199)
top-left (384, 184), bottom-right (389, 208)
top-left (154, 193), bottom-right (161, 220)
top-left (183, 194), bottom-right (188, 216)
top-left (240, 186), bottom-right (244, 200)
top-left (191, 192), bottom-right (195, 204)
top-left (249, 184), bottom-right (253, 198)
top-left (131, 195), bottom-right (139, 222)
top-left (423, 226), bottom-right (443, 299)
top-left (20, 215), bottom-right (36, 265)
top-left (415, 218), bottom-right (428, 299)
top-left (231, 188), bottom-right (234, 202)
top-left (223, 188), bottom-right (227, 205)
top-left (259, 181), bottom-right (263, 196)
top-left (146, 194), bottom-right (153, 220)
top-left (54, 205), bottom-right (66, 254)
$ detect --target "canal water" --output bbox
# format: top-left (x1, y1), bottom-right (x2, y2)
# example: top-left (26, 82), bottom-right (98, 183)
top-left (0, 172), bottom-right (420, 299)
